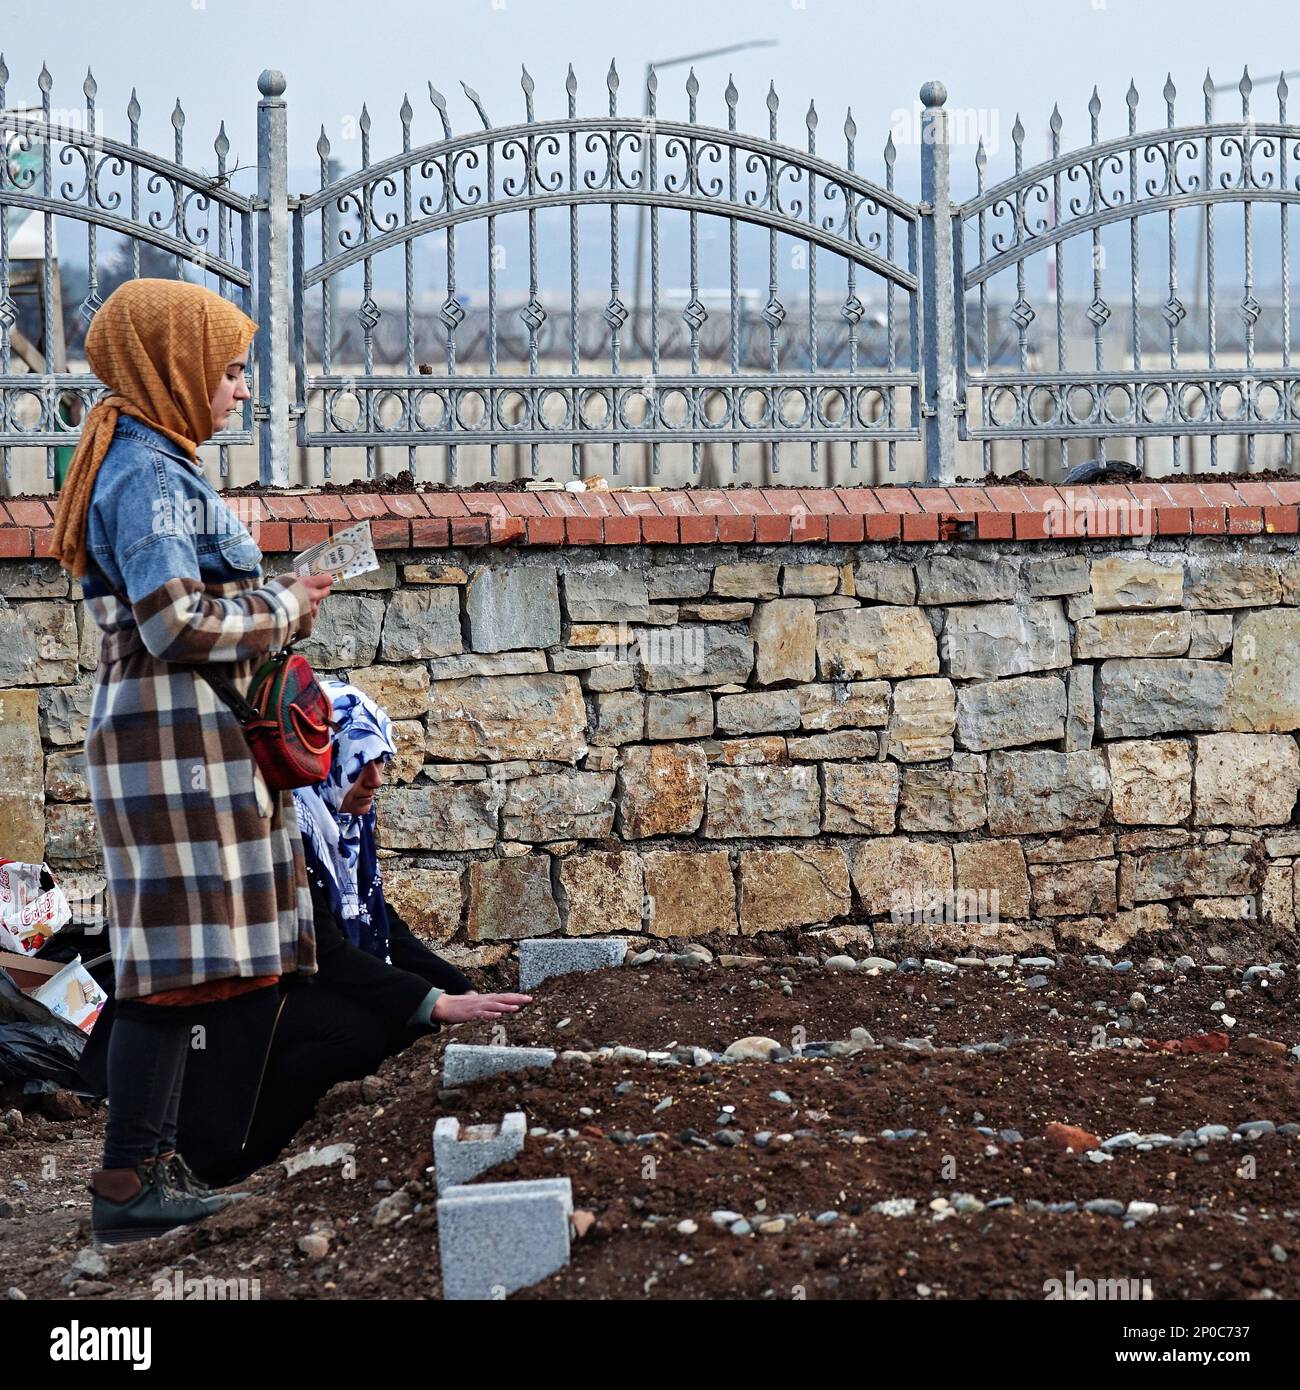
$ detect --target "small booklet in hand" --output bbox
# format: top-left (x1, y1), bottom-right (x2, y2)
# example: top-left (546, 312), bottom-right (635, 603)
top-left (291, 519), bottom-right (381, 583)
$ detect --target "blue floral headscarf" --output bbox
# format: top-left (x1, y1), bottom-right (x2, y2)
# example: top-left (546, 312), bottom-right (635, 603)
top-left (291, 680), bottom-right (397, 959)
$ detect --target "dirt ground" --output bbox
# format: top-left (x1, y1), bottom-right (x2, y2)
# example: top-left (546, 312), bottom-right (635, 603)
top-left (3, 948), bottom-right (1298, 1302)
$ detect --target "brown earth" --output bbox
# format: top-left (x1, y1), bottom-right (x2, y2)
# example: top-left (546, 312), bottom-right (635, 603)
top-left (2, 951), bottom-right (1298, 1302)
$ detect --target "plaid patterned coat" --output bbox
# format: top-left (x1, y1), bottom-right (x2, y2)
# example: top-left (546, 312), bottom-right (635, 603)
top-left (81, 415), bottom-right (318, 999)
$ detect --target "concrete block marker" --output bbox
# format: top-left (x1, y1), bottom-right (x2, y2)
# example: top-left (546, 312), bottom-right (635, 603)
top-left (518, 937), bottom-right (628, 993)
top-left (442, 1043), bottom-right (557, 1087)
top-left (437, 1177), bottom-right (574, 1300)
top-left (433, 1112), bottom-right (527, 1194)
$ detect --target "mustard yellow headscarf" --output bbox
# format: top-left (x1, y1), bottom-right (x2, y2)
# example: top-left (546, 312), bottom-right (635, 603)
top-left (51, 278), bottom-right (257, 578)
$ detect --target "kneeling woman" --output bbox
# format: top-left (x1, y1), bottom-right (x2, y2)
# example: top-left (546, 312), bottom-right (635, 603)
top-left (87, 681), bottom-right (532, 1185)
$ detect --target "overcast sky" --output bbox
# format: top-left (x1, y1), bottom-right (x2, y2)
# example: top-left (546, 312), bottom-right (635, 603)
top-left (4, 0), bottom-right (1292, 186)
top-left (4, 0), bottom-right (1295, 306)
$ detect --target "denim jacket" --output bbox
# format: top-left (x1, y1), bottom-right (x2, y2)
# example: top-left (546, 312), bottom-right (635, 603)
top-left (85, 414), bottom-right (268, 605)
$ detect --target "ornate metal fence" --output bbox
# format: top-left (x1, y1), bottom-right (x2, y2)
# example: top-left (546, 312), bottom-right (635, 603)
top-left (955, 71), bottom-right (1300, 476)
top-left (3, 58), bottom-right (1300, 486)
top-left (292, 64), bottom-right (922, 483)
top-left (0, 57), bottom-right (256, 484)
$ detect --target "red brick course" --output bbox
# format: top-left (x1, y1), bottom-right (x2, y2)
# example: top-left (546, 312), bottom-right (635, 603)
top-left (5, 481), bottom-right (1294, 553)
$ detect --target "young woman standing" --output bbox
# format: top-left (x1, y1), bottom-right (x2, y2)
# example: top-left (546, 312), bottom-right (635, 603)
top-left (50, 278), bottom-right (333, 1244)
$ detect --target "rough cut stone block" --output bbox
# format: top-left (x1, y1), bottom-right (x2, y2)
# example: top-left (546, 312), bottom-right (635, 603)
top-left (898, 757), bottom-right (987, 832)
top-left (642, 849), bottom-right (737, 936)
top-left (43, 802), bottom-right (100, 866)
top-left (751, 598), bottom-right (817, 685)
top-left (584, 660), bottom-right (636, 692)
top-left (955, 675), bottom-right (1066, 751)
top-left (429, 650), bottom-right (547, 680)
top-left (953, 839), bottom-right (1030, 919)
top-left (712, 562), bottom-right (780, 599)
top-left (501, 770), bottom-right (616, 841)
top-left (1229, 611), bottom-right (1300, 732)
top-left (297, 594), bottom-right (384, 669)
top-left (438, 1177), bottom-right (572, 1301)
top-left (0, 561), bottom-right (69, 598)
top-left (1106, 739), bottom-right (1192, 825)
top-left (467, 567), bottom-right (561, 652)
top-left (1073, 612), bottom-right (1192, 659)
top-left (1187, 612), bottom-right (1234, 659)
top-left (646, 692), bottom-right (713, 740)
top-left (678, 601), bottom-right (752, 622)
top-left (78, 608), bottom-right (101, 670)
top-left (380, 587), bottom-right (463, 660)
top-left (788, 729), bottom-right (879, 760)
top-left (557, 851), bottom-right (644, 936)
top-left (428, 674), bottom-right (588, 763)
top-left (1029, 859), bottom-right (1118, 916)
top-left (915, 555), bottom-right (1018, 605)
top-left (941, 600), bottom-right (1070, 680)
top-left (1126, 844), bottom-right (1254, 901)
top-left (349, 663), bottom-right (430, 719)
top-left (38, 678), bottom-right (94, 746)
top-left (1025, 833), bottom-right (1115, 863)
top-left (0, 600), bottom-right (79, 684)
top-left (1090, 555), bottom-right (1183, 610)
top-left (640, 625), bottom-right (754, 691)
top-left (714, 736), bottom-right (787, 765)
top-left (817, 606), bottom-right (939, 680)
top-left (377, 784), bottom-right (497, 851)
top-left (1096, 660), bottom-right (1232, 738)
top-left (1064, 667), bottom-right (1095, 752)
top-left (647, 565), bottom-right (711, 600)
top-left (616, 744), bottom-right (707, 838)
top-left (442, 1044), bottom-right (558, 1087)
top-left (403, 563), bottom-right (467, 585)
top-left (737, 846), bottom-right (850, 933)
top-left (44, 748), bottom-right (88, 803)
top-left (797, 681), bottom-right (891, 730)
top-left (591, 690), bottom-right (645, 747)
top-left (885, 677), bottom-right (956, 763)
top-left (1183, 557), bottom-right (1282, 609)
top-left (1193, 733), bottom-right (1300, 826)
top-left (518, 937), bottom-right (628, 992)
top-left (822, 762), bottom-right (900, 834)
top-left (852, 561), bottom-right (916, 606)
top-left (380, 866), bottom-right (463, 943)
top-left (467, 855), bottom-right (562, 940)
top-left (433, 1112), bottom-right (526, 1193)
top-left (1022, 555), bottom-right (1090, 598)
top-left (851, 837), bottom-right (953, 917)
top-left (0, 688), bottom-right (44, 862)
top-left (715, 690), bottom-right (801, 735)
top-left (987, 750), bottom-right (1111, 835)
top-left (1058, 903), bottom-right (1169, 955)
top-left (781, 564), bottom-right (840, 596)
top-left (563, 568), bottom-right (650, 622)
top-left (704, 764), bottom-right (821, 838)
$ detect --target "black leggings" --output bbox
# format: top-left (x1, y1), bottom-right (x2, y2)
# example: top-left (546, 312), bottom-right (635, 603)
top-left (101, 999), bottom-right (201, 1170)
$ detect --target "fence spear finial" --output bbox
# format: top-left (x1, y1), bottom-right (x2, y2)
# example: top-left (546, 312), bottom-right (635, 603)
top-left (429, 83), bottom-right (452, 138)
top-left (459, 81), bottom-right (490, 131)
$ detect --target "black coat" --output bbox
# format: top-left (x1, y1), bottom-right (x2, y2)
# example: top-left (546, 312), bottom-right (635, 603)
top-left (80, 871), bottom-right (472, 1184)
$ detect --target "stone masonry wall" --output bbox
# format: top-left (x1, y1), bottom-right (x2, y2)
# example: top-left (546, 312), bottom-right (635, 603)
top-left (1, 485), bottom-right (1299, 968)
